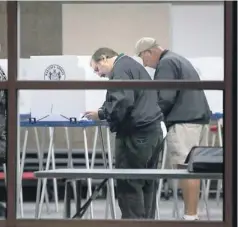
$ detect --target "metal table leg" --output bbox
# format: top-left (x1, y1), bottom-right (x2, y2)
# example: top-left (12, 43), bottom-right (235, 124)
top-left (98, 126), bottom-right (116, 219)
top-left (64, 180), bottom-right (72, 219)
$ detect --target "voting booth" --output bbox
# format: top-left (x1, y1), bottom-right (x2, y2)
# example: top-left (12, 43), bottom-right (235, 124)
top-left (28, 55), bottom-right (106, 119)
top-left (20, 56), bottom-right (116, 218)
top-left (24, 55), bottom-right (155, 121)
top-left (23, 56), bottom-right (108, 150)
top-left (77, 56), bottom-right (108, 111)
top-left (28, 55), bottom-right (154, 118)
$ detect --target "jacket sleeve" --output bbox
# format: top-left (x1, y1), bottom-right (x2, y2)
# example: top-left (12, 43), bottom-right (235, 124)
top-left (98, 101), bottom-right (106, 120)
top-left (101, 70), bottom-right (134, 131)
top-left (154, 59), bottom-right (179, 117)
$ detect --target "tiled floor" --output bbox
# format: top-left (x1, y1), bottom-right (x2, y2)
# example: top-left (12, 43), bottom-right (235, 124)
top-left (15, 199), bottom-right (223, 220)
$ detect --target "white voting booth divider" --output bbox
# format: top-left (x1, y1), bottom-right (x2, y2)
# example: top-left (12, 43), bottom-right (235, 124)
top-left (188, 57), bottom-right (223, 114)
top-left (27, 55), bottom-right (152, 120)
top-left (29, 55), bottom-right (106, 118)
top-left (77, 56), bottom-right (108, 111)
top-left (132, 56), bottom-right (156, 79)
top-left (21, 55), bottom-right (115, 219)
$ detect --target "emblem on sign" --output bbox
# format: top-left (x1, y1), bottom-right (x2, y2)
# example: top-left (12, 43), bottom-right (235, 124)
top-left (44, 64), bottom-right (66, 80)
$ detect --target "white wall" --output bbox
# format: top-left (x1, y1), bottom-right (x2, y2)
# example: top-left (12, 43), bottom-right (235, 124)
top-left (171, 2), bottom-right (224, 58)
top-left (62, 2), bottom-right (224, 60)
top-left (62, 3), bottom-right (171, 55)
top-left (171, 2), bottom-right (224, 113)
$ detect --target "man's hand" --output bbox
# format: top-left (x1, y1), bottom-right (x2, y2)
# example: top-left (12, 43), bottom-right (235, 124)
top-left (83, 111), bottom-right (99, 120)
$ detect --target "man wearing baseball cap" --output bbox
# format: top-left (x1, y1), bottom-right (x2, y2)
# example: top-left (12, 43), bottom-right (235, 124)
top-left (135, 37), bottom-right (211, 220)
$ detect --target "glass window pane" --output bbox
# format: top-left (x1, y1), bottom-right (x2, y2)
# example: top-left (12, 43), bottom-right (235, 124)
top-left (17, 88), bottom-right (223, 221)
top-left (0, 89), bottom-right (7, 220)
top-left (16, 0), bottom-right (227, 225)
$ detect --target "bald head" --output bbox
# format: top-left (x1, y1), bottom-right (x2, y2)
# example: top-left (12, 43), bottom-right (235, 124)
top-left (135, 37), bottom-right (164, 68)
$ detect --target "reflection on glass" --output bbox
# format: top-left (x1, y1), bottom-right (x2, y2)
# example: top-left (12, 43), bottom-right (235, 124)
top-left (17, 89), bottom-right (223, 220)
top-left (0, 90), bottom-right (7, 219)
top-left (0, 2), bottom-right (7, 82)
top-left (0, 0), bottom-right (7, 219)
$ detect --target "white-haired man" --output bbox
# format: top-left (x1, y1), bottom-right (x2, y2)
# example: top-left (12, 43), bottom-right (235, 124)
top-left (135, 37), bottom-right (211, 220)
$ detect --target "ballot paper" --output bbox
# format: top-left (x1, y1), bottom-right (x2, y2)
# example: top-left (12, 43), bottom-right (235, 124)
top-left (78, 113), bottom-right (92, 122)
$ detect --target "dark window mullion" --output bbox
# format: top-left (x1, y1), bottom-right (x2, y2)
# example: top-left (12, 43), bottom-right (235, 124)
top-left (15, 80), bottom-right (225, 90)
top-left (223, 1), bottom-right (236, 226)
top-left (7, 1), bottom-right (18, 224)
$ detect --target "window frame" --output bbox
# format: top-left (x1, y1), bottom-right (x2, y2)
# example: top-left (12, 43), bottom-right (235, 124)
top-left (0, 1), bottom-right (236, 227)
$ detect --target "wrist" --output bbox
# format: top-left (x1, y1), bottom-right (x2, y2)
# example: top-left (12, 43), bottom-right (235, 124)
top-left (98, 108), bottom-right (105, 120)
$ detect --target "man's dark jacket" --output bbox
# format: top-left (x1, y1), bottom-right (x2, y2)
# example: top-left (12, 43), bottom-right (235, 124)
top-left (154, 50), bottom-right (211, 128)
top-left (98, 54), bottom-right (163, 134)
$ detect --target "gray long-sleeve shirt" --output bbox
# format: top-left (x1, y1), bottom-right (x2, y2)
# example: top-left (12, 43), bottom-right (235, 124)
top-left (154, 50), bottom-right (211, 127)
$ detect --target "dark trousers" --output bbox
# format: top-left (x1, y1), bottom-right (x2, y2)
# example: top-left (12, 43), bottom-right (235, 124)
top-left (115, 121), bottom-right (164, 219)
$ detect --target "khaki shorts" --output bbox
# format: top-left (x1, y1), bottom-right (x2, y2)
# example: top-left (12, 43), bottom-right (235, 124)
top-left (166, 123), bottom-right (209, 168)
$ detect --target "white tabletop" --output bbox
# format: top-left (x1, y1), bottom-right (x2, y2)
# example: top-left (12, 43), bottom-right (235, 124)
top-left (34, 168), bottom-right (222, 180)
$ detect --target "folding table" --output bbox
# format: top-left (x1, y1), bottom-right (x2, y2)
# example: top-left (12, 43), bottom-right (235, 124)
top-left (20, 114), bottom-right (116, 219)
top-left (34, 168), bottom-right (223, 219)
